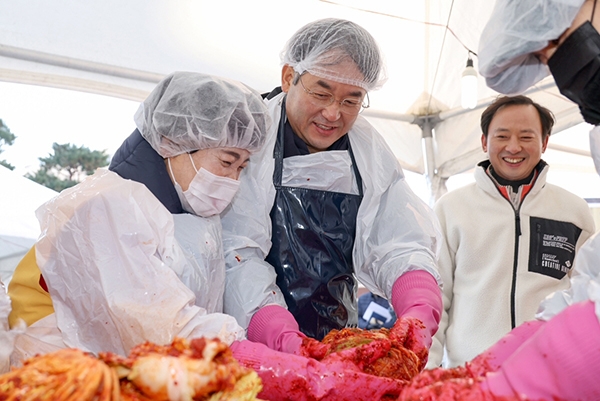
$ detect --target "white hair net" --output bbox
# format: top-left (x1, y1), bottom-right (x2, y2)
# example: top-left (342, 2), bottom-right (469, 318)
top-left (478, 0), bottom-right (584, 95)
top-left (135, 71), bottom-right (270, 158)
top-left (281, 18), bottom-right (387, 91)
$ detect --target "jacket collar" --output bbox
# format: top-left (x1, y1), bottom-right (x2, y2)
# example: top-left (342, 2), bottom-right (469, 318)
top-left (475, 159), bottom-right (549, 200)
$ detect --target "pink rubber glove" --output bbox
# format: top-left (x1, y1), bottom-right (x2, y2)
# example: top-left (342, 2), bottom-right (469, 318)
top-left (391, 270), bottom-right (442, 355)
top-left (248, 304), bottom-right (321, 355)
top-left (386, 315), bottom-right (429, 372)
top-left (482, 301), bottom-right (600, 400)
top-left (468, 319), bottom-right (545, 377)
top-left (230, 339), bottom-right (406, 401)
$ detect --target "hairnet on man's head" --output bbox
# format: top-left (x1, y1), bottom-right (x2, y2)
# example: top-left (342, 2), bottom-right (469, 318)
top-left (478, 0), bottom-right (584, 95)
top-left (281, 18), bottom-right (387, 91)
top-left (135, 71), bottom-right (270, 158)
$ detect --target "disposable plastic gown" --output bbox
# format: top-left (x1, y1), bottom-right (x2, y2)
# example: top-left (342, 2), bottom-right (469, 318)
top-left (22, 169), bottom-right (243, 357)
top-left (589, 125), bottom-right (600, 175)
top-left (0, 280), bottom-right (23, 373)
top-left (221, 92), bottom-right (442, 328)
top-left (478, 0), bottom-right (584, 94)
top-left (537, 124), bottom-right (600, 323)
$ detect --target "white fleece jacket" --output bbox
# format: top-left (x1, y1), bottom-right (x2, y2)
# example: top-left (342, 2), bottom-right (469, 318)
top-left (428, 161), bottom-right (596, 368)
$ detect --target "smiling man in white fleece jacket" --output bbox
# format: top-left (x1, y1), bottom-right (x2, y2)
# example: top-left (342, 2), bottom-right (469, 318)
top-left (427, 94), bottom-right (596, 369)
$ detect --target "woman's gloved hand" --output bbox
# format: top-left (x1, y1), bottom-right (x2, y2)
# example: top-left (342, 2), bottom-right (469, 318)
top-left (391, 270), bottom-right (442, 366)
top-left (247, 304), bottom-right (309, 354)
top-left (230, 339), bottom-right (406, 401)
top-left (296, 336), bottom-right (330, 359)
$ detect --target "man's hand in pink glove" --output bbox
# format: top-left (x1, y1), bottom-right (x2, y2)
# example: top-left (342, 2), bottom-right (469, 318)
top-left (389, 315), bottom-right (429, 371)
top-left (247, 304), bottom-right (332, 358)
top-left (247, 304), bottom-right (309, 354)
top-left (390, 270), bottom-right (443, 368)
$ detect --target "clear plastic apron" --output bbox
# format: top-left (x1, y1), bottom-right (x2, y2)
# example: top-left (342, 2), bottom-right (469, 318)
top-left (266, 103), bottom-right (363, 340)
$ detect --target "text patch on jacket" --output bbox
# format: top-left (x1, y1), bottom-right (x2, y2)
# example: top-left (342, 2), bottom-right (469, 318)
top-left (529, 216), bottom-right (582, 279)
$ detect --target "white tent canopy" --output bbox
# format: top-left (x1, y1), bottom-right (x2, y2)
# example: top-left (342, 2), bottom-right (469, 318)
top-left (0, 0), bottom-right (595, 202)
top-left (0, 165), bottom-right (57, 283)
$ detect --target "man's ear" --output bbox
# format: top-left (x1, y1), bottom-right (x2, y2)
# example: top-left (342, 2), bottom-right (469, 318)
top-left (481, 133), bottom-right (488, 152)
top-left (281, 65), bottom-right (295, 93)
top-left (541, 134), bottom-right (550, 153)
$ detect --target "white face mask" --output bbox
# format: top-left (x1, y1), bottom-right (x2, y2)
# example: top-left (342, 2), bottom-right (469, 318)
top-left (168, 154), bottom-right (240, 217)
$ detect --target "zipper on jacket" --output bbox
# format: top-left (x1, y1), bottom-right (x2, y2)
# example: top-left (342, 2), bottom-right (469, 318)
top-left (490, 182), bottom-right (524, 330)
top-left (486, 164), bottom-right (542, 331)
top-left (510, 208), bottom-right (521, 329)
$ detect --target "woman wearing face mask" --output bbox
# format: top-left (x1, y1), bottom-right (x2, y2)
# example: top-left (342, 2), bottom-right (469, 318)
top-left (7, 71), bottom-right (269, 360)
top-left (166, 151), bottom-right (243, 218)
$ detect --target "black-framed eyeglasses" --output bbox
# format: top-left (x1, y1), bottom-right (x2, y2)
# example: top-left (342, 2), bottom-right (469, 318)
top-left (298, 74), bottom-right (370, 116)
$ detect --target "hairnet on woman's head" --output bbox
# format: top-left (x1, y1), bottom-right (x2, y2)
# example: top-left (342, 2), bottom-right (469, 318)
top-left (135, 71), bottom-right (270, 158)
top-left (478, 0), bottom-right (584, 95)
top-left (281, 18), bottom-right (387, 91)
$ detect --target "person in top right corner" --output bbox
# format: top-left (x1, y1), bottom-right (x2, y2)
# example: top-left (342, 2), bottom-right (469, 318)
top-left (399, 1), bottom-right (600, 400)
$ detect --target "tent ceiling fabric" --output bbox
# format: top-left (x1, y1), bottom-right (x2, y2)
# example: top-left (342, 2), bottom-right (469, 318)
top-left (0, 0), bottom-right (590, 199)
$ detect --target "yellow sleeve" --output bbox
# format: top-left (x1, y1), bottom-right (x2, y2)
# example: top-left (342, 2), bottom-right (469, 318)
top-left (7, 246), bottom-right (54, 328)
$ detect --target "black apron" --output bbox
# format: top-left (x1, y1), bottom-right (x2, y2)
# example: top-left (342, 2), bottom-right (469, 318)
top-left (266, 103), bottom-right (363, 340)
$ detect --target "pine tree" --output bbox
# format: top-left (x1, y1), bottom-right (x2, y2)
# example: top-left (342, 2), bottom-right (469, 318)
top-left (0, 119), bottom-right (16, 170)
top-left (26, 143), bottom-right (109, 191)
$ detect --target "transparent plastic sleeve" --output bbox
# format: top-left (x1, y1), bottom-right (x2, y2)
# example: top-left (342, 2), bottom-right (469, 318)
top-left (34, 169), bottom-right (243, 356)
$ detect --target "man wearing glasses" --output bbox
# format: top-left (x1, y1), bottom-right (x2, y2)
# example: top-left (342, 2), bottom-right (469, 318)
top-left (221, 18), bottom-right (442, 364)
